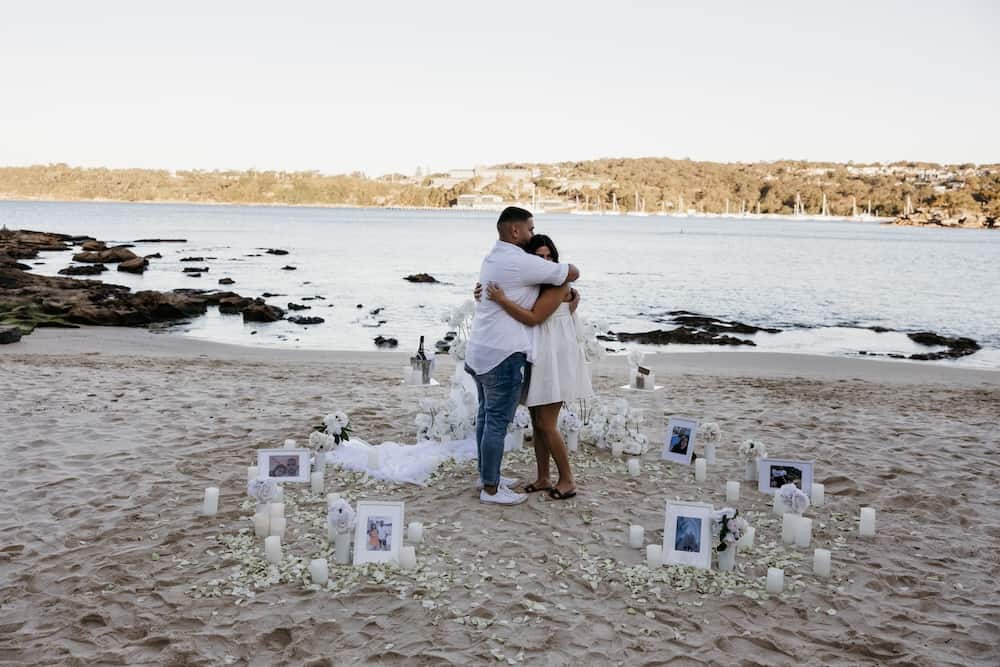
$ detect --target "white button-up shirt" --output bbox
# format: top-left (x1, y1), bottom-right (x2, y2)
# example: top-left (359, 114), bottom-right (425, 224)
top-left (465, 240), bottom-right (570, 374)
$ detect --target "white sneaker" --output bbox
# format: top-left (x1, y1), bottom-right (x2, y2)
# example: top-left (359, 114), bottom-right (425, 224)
top-left (479, 485), bottom-right (528, 505)
top-left (476, 475), bottom-right (519, 491)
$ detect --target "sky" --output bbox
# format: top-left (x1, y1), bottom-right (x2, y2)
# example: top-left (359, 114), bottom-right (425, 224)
top-left (1, 1), bottom-right (997, 175)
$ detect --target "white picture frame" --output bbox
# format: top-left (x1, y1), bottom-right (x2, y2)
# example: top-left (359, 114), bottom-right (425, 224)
top-left (758, 458), bottom-right (815, 497)
top-left (663, 500), bottom-right (714, 570)
top-left (353, 500), bottom-right (405, 565)
top-left (662, 416), bottom-right (699, 465)
top-left (257, 448), bottom-right (311, 483)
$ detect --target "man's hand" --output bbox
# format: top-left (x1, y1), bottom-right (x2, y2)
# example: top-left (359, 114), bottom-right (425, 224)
top-left (566, 264), bottom-right (580, 282)
top-left (473, 282), bottom-right (482, 302)
top-left (568, 288), bottom-right (580, 314)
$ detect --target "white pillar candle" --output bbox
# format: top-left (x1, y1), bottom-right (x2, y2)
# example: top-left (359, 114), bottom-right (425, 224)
top-left (565, 430), bottom-right (579, 452)
top-left (326, 492), bottom-right (341, 507)
top-left (283, 439), bottom-right (296, 448)
top-left (645, 544), bottom-right (662, 567)
top-left (766, 567), bottom-right (784, 594)
top-left (859, 507), bottom-right (876, 537)
top-left (399, 545), bottom-right (417, 570)
top-left (725, 480), bottom-right (740, 503)
top-left (310, 470), bottom-right (325, 493)
top-left (627, 458), bottom-right (641, 477)
top-left (628, 524), bottom-right (644, 548)
top-left (253, 510), bottom-right (270, 538)
top-left (314, 451), bottom-right (326, 471)
top-left (407, 522), bottom-right (424, 544)
top-left (611, 441), bottom-right (624, 458)
top-left (773, 493), bottom-right (791, 516)
top-left (781, 513), bottom-right (800, 545)
top-left (269, 502), bottom-right (285, 519)
top-left (795, 517), bottom-right (813, 548)
top-left (269, 516), bottom-right (286, 538)
top-left (705, 443), bottom-right (717, 465)
top-left (333, 531), bottom-right (351, 564)
top-left (247, 465), bottom-right (259, 482)
top-left (811, 483), bottom-right (825, 506)
top-left (717, 546), bottom-right (736, 571)
top-left (273, 485), bottom-right (284, 503)
top-left (309, 558), bottom-right (329, 585)
top-left (201, 487), bottom-right (219, 516)
top-left (744, 460), bottom-right (758, 481)
top-left (264, 535), bottom-right (282, 563)
top-left (367, 447), bottom-right (380, 470)
top-left (694, 458), bottom-right (707, 482)
top-left (737, 526), bottom-right (755, 552)
top-left (813, 548), bottom-right (832, 577)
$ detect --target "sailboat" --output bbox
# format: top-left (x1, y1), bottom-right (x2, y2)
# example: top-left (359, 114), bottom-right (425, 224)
top-left (626, 192), bottom-right (649, 216)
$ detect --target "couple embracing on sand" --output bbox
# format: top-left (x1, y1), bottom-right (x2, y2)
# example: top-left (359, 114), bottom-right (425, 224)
top-left (465, 206), bottom-right (594, 506)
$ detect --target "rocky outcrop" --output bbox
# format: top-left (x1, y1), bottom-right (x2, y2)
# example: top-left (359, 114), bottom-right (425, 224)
top-left (374, 335), bottom-right (398, 348)
top-left (287, 302), bottom-right (310, 311)
top-left (907, 331), bottom-right (980, 360)
top-left (72, 246), bottom-right (138, 264)
top-left (218, 277), bottom-right (235, 285)
top-left (404, 273), bottom-right (439, 283)
top-left (288, 316), bottom-right (324, 325)
top-left (890, 208), bottom-right (997, 229)
top-left (59, 264), bottom-right (108, 276)
top-left (134, 238), bottom-right (186, 243)
top-left (0, 326), bottom-right (22, 344)
top-left (242, 300), bottom-right (284, 322)
top-left (616, 328), bottom-right (755, 346)
top-left (117, 257), bottom-right (149, 274)
top-left (81, 240), bottom-right (106, 251)
top-left (265, 248), bottom-right (289, 255)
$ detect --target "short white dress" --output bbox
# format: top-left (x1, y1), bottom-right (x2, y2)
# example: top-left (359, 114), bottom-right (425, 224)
top-left (525, 302), bottom-right (594, 407)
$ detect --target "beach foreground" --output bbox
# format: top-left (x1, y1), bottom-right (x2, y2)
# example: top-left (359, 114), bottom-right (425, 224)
top-left (1, 329), bottom-right (998, 666)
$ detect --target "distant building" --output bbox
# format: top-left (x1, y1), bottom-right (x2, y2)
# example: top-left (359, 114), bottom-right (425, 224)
top-left (454, 194), bottom-right (506, 210)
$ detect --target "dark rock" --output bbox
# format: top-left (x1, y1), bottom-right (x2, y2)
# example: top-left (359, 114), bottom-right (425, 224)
top-left (117, 257), bottom-right (149, 274)
top-left (180, 256), bottom-right (205, 262)
top-left (81, 240), bottom-right (106, 251)
top-left (288, 316), bottom-right (324, 325)
top-left (287, 302), bottom-right (310, 311)
top-left (15, 263), bottom-right (32, 270)
top-left (183, 267), bottom-right (209, 273)
top-left (654, 310), bottom-right (781, 335)
top-left (370, 307), bottom-right (384, 315)
top-left (218, 296), bottom-right (253, 314)
top-left (134, 238), bottom-right (187, 243)
top-left (185, 272), bottom-right (202, 278)
top-left (242, 300), bottom-right (284, 322)
top-left (0, 326), bottom-right (22, 344)
top-left (867, 326), bottom-right (893, 333)
top-left (907, 331), bottom-right (980, 360)
top-left (265, 249), bottom-right (289, 255)
top-left (281, 265), bottom-right (296, 271)
top-left (356, 304), bottom-right (363, 308)
top-left (615, 327), bottom-right (755, 347)
top-left (145, 252), bottom-right (162, 259)
top-left (72, 246), bottom-right (138, 264)
top-left (218, 277), bottom-right (235, 285)
top-left (374, 335), bottom-right (398, 348)
top-left (261, 292), bottom-right (285, 298)
top-left (404, 273), bottom-right (439, 283)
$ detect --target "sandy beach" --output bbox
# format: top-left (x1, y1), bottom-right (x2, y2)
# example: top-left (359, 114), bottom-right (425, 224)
top-left (1, 328), bottom-right (998, 666)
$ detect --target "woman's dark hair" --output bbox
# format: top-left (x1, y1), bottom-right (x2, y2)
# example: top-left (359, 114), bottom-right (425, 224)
top-left (524, 234), bottom-right (559, 263)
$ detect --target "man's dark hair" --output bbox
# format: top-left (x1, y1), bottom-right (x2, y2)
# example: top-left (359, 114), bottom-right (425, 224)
top-left (497, 206), bottom-right (533, 231)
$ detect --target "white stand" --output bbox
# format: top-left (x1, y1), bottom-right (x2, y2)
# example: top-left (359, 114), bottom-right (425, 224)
top-left (717, 546), bottom-right (736, 571)
top-left (704, 443), bottom-right (717, 464)
top-left (334, 531), bottom-right (351, 564)
top-left (565, 430), bottom-right (579, 452)
top-left (744, 460), bottom-right (758, 481)
top-left (619, 384), bottom-right (664, 392)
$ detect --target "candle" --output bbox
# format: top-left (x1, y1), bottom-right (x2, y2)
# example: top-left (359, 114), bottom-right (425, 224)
top-left (766, 567), bottom-right (784, 594)
top-left (744, 460), bottom-right (758, 481)
top-left (737, 526), bottom-right (755, 552)
top-left (645, 544), bottom-right (662, 567)
top-left (705, 443), bottom-right (717, 465)
top-left (269, 517), bottom-right (286, 538)
top-left (813, 548), bottom-right (832, 577)
top-left (269, 502), bottom-right (285, 519)
top-left (311, 470), bottom-right (325, 493)
top-left (253, 510), bottom-right (270, 538)
top-left (283, 439), bottom-right (296, 448)
top-left (309, 558), bottom-right (329, 585)
top-left (628, 524), bottom-right (644, 548)
top-left (399, 545), bottom-right (417, 570)
top-left (273, 485), bottom-right (284, 503)
top-left (782, 513), bottom-right (799, 545)
top-left (795, 517), bottom-right (813, 548)
top-left (201, 487), bottom-right (219, 516)
top-left (247, 465), bottom-right (259, 482)
top-left (859, 507), bottom-right (876, 537)
top-left (811, 483), bottom-right (825, 506)
top-left (407, 522), bottom-right (424, 544)
top-left (694, 458), bottom-right (707, 482)
top-left (773, 493), bottom-right (790, 515)
top-left (264, 535), bottom-right (282, 563)
top-left (718, 546), bottom-right (736, 571)
top-left (367, 447), bottom-right (380, 470)
top-left (725, 480), bottom-right (740, 503)
top-left (565, 430), bottom-right (579, 452)
top-left (627, 458), bottom-right (641, 477)
top-left (314, 451), bottom-right (326, 471)
top-left (333, 531), bottom-right (351, 564)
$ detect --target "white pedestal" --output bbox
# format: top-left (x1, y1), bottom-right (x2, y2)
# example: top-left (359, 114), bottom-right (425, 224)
top-left (718, 546), bottom-right (736, 571)
top-left (334, 531), bottom-right (351, 564)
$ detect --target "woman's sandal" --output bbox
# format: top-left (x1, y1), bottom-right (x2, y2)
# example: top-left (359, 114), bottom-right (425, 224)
top-left (548, 488), bottom-right (577, 500)
top-left (523, 482), bottom-right (553, 493)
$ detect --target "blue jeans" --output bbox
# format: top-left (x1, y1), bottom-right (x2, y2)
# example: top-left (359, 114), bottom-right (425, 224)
top-left (466, 353), bottom-right (526, 488)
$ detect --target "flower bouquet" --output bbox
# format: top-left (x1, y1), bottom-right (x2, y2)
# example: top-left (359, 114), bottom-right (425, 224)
top-left (557, 406), bottom-right (582, 452)
top-left (738, 439), bottom-right (767, 481)
top-left (700, 421), bottom-right (721, 463)
top-left (711, 507), bottom-right (749, 571)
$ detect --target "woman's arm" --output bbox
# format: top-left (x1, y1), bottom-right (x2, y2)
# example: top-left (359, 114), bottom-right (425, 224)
top-left (486, 282), bottom-right (569, 326)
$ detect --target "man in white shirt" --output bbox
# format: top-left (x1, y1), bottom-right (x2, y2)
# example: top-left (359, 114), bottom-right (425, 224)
top-left (465, 206), bottom-right (579, 505)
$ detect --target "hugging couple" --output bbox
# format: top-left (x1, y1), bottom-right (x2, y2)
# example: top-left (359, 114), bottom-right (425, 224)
top-left (465, 206), bottom-right (593, 506)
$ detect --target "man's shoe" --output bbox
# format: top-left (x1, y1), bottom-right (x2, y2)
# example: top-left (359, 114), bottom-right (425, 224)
top-left (476, 475), bottom-right (519, 491)
top-left (479, 485), bottom-right (527, 505)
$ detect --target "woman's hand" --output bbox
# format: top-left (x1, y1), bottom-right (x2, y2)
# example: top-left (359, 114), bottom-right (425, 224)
top-left (485, 281), bottom-right (508, 304)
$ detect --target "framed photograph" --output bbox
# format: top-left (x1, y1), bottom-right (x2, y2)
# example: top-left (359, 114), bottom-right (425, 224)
top-left (353, 500), bottom-right (405, 565)
top-left (257, 448), bottom-right (311, 483)
top-left (758, 458), bottom-right (815, 497)
top-left (661, 416), bottom-right (699, 465)
top-left (663, 500), bottom-right (713, 569)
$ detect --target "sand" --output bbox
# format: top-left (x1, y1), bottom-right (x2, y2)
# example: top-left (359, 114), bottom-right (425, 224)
top-left (1, 328), bottom-right (998, 666)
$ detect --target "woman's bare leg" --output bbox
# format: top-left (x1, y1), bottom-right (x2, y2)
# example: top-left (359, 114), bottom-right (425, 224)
top-left (534, 403), bottom-right (575, 495)
top-left (527, 406), bottom-right (552, 490)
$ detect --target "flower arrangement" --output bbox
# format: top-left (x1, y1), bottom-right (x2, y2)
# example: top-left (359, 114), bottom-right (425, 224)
top-left (711, 508), bottom-right (749, 552)
top-left (415, 382), bottom-right (477, 442)
top-left (737, 439), bottom-right (767, 461)
top-left (700, 422), bottom-right (721, 443)
top-left (575, 316), bottom-right (607, 363)
top-left (308, 430), bottom-right (339, 458)
top-left (578, 397), bottom-right (648, 455)
top-left (322, 411), bottom-right (352, 444)
top-left (778, 483), bottom-right (810, 514)
top-left (327, 497), bottom-right (356, 535)
top-left (557, 407), bottom-right (582, 435)
top-left (247, 478), bottom-right (278, 504)
top-left (509, 405), bottom-right (531, 433)
top-left (442, 300), bottom-right (476, 360)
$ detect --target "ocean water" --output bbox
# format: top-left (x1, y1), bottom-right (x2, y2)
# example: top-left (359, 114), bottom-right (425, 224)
top-left (3, 200), bottom-right (998, 368)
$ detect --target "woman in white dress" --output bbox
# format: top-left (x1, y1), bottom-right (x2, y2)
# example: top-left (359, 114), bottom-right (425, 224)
top-left (483, 234), bottom-right (593, 500)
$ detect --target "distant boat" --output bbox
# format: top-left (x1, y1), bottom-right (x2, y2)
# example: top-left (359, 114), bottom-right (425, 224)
top-left (626, 192), bottom-right (649, 217)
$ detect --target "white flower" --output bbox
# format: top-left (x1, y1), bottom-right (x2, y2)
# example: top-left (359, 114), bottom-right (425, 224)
top-left (558, 408), bottom-right (581, 433)
top-left (415, 413), bottom-right (432, 429)
top-left (513, 406), bottom-right (531, 429)
top-left (627, 349), bottom-right (645, 369)
top-left (738, 439), bottom-right (767, 461)
top-left (779, 483), bottom-right (811, 514)
top-left (327, 498), bottom-right (355, 534)
top-left (247, 478), bottom-right (277, 503)
top-left (701, 422), bottom-right (721, 443)
top-left (612, 399), bottom-right (629, 416)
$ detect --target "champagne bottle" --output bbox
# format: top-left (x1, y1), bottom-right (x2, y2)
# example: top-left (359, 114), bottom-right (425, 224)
top-left (416, 335), bottom-right (427, 360)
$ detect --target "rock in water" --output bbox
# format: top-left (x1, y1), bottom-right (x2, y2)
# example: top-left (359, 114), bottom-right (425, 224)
top-left (81, 240), bottom-right (106, 251)
top-left (218, 277), bottom-right (235, 285)
top-left (403, 273), bottom-right (439, 283)
top-left (58, 264), bottom-right (108, 276)
top-left (179, 256), bottom-right (205, 262)
top-left (0, 326), bottom-right (22, 344)
top-left (288, 316), bottom-right (324, 325)
top-left (72, 246), bottom-right (138, 264)
top-left (907, 331), bottom-right (980, 360)
top-left (281, 265), bottom-right (297, 271)
top-left (117, 257), bottom-right (149, 274)
top-left (182, 267), bottom-right (209, 273)
top-left (242, 300), bottom-right (285, 322)
top-left (374, 335), bottom-right (398, 348)
top-left (287, 302), bottom-right (310, 311)
top-left (265, 248), bottom-right (289, 255)
top-left (615, 327), bottom-right (755, 346)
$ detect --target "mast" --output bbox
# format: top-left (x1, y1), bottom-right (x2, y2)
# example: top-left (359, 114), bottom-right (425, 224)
top-left (852, 196), bottom-right (857, 217)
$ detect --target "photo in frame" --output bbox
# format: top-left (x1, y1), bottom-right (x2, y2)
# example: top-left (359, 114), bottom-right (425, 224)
top-left (661, 416), bottom-right (699, 465)
top-left (757, 458), bottom-right (815, 497)
top-left (257, 448), bottom-right (311, 483)
top-left (353, 500), bottom-right (405, 565)
top-left (663, 500), bottom-right (714, 569)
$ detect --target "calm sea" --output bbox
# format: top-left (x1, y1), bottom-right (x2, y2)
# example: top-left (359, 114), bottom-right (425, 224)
top-left (3, 200), bottom-right (998, 368)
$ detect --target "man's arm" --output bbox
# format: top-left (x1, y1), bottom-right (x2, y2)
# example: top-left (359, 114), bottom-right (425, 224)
top-left (519, 253), bottom-right (576, 286)
top-left (565, 264), bottom-right (580, 283)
